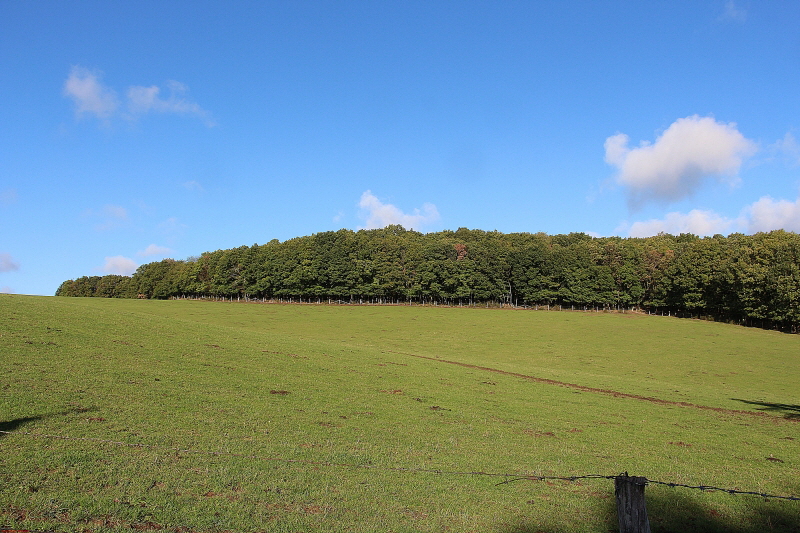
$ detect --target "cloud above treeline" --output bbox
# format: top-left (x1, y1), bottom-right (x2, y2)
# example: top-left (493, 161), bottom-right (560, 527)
top-left (607, 115), bottom-right (800, 237)
top-left (137, 244), bottom-right (174, 257)
top-left (745, 195), bottom-right (800, 233)
top-left (605, 115), bottom-right (757, 207)
top-left (99, 256), bottom-right (138, 276)
top-left (623, 193), bottom-right (800, 237)
top-left (94, 246), bottom-right (172, 277)
top-left (64, 66), bottom-right (212, 125)
top-left (625, 210), bottom-right (735, 238)
top-left (358, 191), bottom-right (440, 231)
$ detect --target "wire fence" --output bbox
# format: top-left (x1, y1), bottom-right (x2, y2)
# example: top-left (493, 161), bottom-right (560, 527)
top-left (2, 429), bottom-right (799, 502)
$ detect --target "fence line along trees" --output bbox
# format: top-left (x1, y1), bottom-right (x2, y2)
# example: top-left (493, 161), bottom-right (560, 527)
top-left (55, 228), bottom-right (800, 331)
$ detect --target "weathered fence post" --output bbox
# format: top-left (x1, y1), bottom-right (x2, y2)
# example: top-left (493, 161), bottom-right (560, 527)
top-left (615, 473), bottom-right (651, 533)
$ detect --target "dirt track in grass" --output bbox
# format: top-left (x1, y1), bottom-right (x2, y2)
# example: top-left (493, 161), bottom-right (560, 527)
top-left (385, 350), bottom-right (789, 419)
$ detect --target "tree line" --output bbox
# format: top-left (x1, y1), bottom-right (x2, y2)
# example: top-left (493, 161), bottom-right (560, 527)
top-left (56, 226), bottom-right (800, 331)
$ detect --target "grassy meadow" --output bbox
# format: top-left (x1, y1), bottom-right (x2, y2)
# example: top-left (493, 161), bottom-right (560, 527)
top-left (1, 294), bottom-right (798, 532)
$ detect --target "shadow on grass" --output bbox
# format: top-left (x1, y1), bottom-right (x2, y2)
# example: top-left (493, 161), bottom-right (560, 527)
top-left (0, 415), bottom-right (43, 437)
top-left (0, 408), bottom-right (98, 439)
top-left (499, 487), bottom-right (800, 533)
top-left (645, 488), bottom-right (800, 533)
top-left (731, 399), bottom-right (800, 419)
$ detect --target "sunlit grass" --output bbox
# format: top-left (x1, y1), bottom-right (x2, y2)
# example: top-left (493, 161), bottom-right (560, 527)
top-left (1, 295), bottom-right (798, 532)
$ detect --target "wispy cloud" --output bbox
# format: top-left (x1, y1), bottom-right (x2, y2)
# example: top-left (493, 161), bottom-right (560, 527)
top-left (771, 132), bottom-right (800, 165)
top-left (159, 217), bottom-right (188, 241)
top-left (0, 253), bottom-right (20, 272)
top-left (64, 66), bottom-right (212, 126)
top-left (127, 81), bottom-right (213, 125)
top-left (63, 66), bottom-right (119, 120)
top-left (84, 204), bottom-right (129, 231)
top-left (1, 287), bottom-right (13, 294)
top-left (605, 115), bottom-right (757, 208)
top-left (103, 205), bottom-right (128, 219)
top-left (357, 190), bottom-right (440, 231)
top-left (98, 256), bottom-right (138, 276)
top-left (720, 0), bottom-right (747, 23)
top-left (137, 244), bottom-right (174, 257)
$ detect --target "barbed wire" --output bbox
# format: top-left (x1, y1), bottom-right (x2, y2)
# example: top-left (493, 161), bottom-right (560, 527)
top-left (496, 473), bottom-right (800, 501)
top-left (2, 430), bottom-right (799, 501)
top-left (495, 474), bottom-right (617, 486)
top-left (644, 479), bottom-right (800, 501)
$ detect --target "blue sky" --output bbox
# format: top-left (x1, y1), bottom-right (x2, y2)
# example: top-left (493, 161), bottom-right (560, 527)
top-left (2, 1), bottom-right (799, 296)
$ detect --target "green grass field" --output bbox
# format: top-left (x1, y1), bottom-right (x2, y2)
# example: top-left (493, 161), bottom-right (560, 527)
top-left (1, 294), bottom-right (798, 532)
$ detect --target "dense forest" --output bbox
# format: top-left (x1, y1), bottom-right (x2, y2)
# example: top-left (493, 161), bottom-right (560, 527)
top-left (56, 227), bottom-right (800, 331)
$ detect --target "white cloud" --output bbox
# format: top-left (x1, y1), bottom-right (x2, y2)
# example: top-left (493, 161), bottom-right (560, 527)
top-left (63, 66), bottom-right (119, 119)
top-left (0, 287), bottom-right (13, 294)
top-left (127, 86), bottom-right (161, 113)
top-left (127, 80), bottom-right (212, 124)
top-left (138, 244), bottom-right (174, 257)
top-left (64, 67), bottom-right (212, 125)
top-left (603, 133), bottom-right (629, 167)
top-left (743, 195), bottom-right (800, 233)
top-left (625, 210), bottom-right (736, 237)
top-left (358, 191), bottom-right (440, 231)
top-left (99, 256), bottom-right (138, 276)
top-left (605, 115), bottom-right (757, 207)
top-left (0, 253), bottom-right (20, 272)
top-left (623, 191), bottom-right (800, 237)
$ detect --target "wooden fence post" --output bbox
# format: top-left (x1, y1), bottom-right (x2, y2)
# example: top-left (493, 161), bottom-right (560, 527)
top-left (615, 473), bottom-right (651, 533)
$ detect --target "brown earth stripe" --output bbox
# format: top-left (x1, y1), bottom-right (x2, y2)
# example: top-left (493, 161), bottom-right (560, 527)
top-left (385, 350), bottom-right (784, 419)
